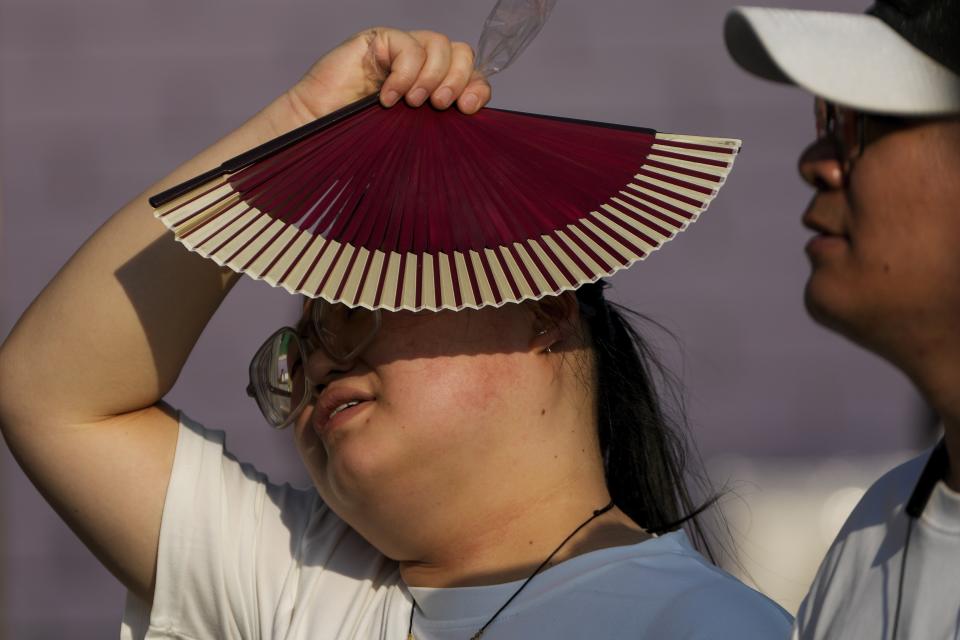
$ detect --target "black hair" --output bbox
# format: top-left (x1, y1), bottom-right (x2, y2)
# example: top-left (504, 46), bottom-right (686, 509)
top-left (575, 279), bottom-right (721, 561)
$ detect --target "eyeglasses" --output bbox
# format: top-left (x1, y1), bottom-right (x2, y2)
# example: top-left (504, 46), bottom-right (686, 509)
top-left (814, 98), bottom-right (920, 176)
top-left (815, 98), bottom-right (865, 173)
top-left (246, 301), bottom-right (382, 429)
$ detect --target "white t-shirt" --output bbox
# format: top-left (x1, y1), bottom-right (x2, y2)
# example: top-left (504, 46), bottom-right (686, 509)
top-left (121, 412), bottom-right (791, 639)
top-left (793, 447), bottom-right (960, 639)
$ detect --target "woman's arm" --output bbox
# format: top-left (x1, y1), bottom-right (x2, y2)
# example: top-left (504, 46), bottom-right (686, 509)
top-left (0, 27), bottom-right (489, 602)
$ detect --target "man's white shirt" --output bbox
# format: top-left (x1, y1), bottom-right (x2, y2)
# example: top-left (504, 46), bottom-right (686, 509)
top-left (793, 445), bottom-right (960, 639)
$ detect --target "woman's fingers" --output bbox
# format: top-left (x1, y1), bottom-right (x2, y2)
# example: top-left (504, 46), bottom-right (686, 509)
top-left (431, 41), bottom-right (476, 110)
top-left (374, 29), bottom-right (492, 111)
top-left (458, 71), bottom-right (492, 114)
top-left (374, 29), bottom-right (428, 107)
top-left (405, 31), bottom-right (452, 107)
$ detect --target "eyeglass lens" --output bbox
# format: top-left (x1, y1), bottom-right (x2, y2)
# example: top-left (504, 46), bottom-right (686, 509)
top-left (312, 301), bottom-right (381, 362)
top-left (249, 329), bottom-right (309, 428)
top-left (249, 301), bottom-right (382, 428)
top-left (814, 98), bottom-right (862, 164)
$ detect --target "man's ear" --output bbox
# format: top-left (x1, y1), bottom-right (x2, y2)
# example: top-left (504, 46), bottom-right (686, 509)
top-left (529, 291), bottom-right (579, 351)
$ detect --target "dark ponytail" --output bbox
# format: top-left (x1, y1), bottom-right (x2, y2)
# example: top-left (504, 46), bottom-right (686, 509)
top-left (575, 280), bottom-right (720, 561)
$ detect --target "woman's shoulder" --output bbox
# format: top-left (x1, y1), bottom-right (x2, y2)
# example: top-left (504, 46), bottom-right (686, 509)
top-left (604, 531), bottom-right (794, 635)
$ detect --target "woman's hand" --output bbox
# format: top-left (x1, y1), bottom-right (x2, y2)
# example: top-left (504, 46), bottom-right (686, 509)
top-left (279, 28), bottom-right (493, 129)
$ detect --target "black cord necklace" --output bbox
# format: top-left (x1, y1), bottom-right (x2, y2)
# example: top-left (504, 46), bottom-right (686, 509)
top-left (891, 438), bottom-right (948, 640)
top-left (405, 500), bottom-right (616, 640)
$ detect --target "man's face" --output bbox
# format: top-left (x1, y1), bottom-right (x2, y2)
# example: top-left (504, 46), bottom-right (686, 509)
top-left (798, 108), bottom-right (960, 368)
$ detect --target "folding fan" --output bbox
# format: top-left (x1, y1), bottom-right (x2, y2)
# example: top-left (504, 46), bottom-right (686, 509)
top-left (149, 93), bottom-right (739, 312)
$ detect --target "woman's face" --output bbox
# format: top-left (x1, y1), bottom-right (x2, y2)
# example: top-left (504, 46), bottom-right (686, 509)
top-left (290, 300), bottom-right (563, 534)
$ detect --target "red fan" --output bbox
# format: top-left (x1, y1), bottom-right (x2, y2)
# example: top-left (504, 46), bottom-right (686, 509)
top-left (151, 93), bottom-right (740, 311)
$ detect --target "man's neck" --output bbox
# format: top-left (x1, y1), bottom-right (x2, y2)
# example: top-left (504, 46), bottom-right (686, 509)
top-left (942, 419), bottom-right (960, 493)
top-left (886, 344), bottom-right (960, 492)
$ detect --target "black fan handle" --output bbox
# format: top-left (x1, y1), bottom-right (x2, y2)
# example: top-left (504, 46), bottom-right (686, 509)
top-left (148, 92), bottom-right (381, 208)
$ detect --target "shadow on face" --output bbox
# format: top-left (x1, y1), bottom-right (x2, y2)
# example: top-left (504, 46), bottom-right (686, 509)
top-left (797, 115), bottom-right (960, 364)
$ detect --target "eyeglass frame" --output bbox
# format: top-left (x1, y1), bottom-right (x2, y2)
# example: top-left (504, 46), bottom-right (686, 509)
top-left (814, 97), bottom-right (929, 178)
top-left (245, 300), bottom-right (382, 430)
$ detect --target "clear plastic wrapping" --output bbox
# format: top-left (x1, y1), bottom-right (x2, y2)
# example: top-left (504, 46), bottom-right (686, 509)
top-left (475, 0), bottom-right (558, 77)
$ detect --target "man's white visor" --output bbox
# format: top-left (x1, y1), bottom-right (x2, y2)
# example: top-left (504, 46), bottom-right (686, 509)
top-left (724, 6), bottom-right (960, 115)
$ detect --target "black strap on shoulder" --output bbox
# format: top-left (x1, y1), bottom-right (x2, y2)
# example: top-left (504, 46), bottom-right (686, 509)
top-left (905, 438), bottom-right (949, 518)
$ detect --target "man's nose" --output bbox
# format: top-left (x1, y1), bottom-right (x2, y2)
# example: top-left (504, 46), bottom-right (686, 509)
top-left (798, 137), bottom-right (845, 191)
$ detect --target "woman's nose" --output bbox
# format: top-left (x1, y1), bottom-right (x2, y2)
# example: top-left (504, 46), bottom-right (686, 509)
top-left (798, 137), bottom-right (845, 190)
top-left (304, 343), bottom-right (359, 387)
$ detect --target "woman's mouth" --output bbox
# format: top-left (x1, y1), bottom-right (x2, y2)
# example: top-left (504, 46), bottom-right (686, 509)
top-left (313, 399), bottom-right (373, 436)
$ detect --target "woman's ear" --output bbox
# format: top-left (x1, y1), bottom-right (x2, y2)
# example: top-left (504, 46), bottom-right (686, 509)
top-left (529, 292), bottom-right (579, 353)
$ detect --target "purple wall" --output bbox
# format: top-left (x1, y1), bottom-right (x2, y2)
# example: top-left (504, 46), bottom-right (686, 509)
top-left (0, 0), bottom-right (923, 636)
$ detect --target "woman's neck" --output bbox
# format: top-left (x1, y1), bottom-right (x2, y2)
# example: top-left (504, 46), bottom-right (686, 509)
top-left (397, 493), bottom-right (650, 588)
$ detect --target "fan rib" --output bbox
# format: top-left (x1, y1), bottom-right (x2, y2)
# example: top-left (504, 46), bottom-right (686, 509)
top-left (490, 249), bottom-right (521, 302)
top-left (481, 249), bottom-right (510, 305)
top-left (293, 237), bottom-right (333, 293)
top-left (519, 240), bottom-right (560, 294)
top-left (452, 252), bottom-right (476, 308)
top-left (625, 185), bottom-right (698, 219)
top-left (541, 235), bottom-right (589, 284)
top-left (256, 226), bottom-right (308, 280)
top-left (420, 254), bottom-right (436, 310)
top-left (595, 206), bottom-right (659, 251)
top-left (571, 220), bottom-right (628, 268)
top-left (322, 244), bottom-right (356, 300)
top-left (581, 215), bottom-right (644, 264)
top-left (221, 217), bottom-right (279, 272)
top-left (257, 227), bottom-right (308, 285)
top-left (174, 192), bottom-right (243, 238)
top-left (349, 248), bottom-right (375, 307)
top-left (391, 252), bottom-right (405, 309)
top-left (158, 179), bottom-right (230, 221)
top-left (647, 154), bottom-right (730, 178)
top-left (554, 228), bottom-right (607, 277)
top-left (436, 253), bottom-right (455, 310)
top-left (414, 254), bottom-right (424, 310)
top-left (530, 237), bottom-right (575, 288)
top-left (636, 168), bottom-right (716, 196)
top-left (632, 178), bottom-right (706, 209)
top-left (202, 209), bottom-right (266, 256)
top-left (235, 219), bottom-right (291, 271)
top-left (280, 232), bottom-right (324, 288)
top-left (644, 158), bottom-right (723, 183)
top-left (357, 250), bottom-right (385, 308)
top-left (497, 247), bottom-right (529, 301)
top-left (650, 149), bottom-right (730, 168)
top-left (244, 223), bottom-right (299, 276)
top-left (527, 238), bottom-right (571, 290)
top-left (448, 252), bottom-right (464, 309)
top-left (183, 202), bottom-right (250, 249)
top-left (655, 139), bottom-right (736, 155)
top-left (512, 243), bottom-right (551, 297)
top-left (640, 165), bottom-right (721, 192)
top-left (604, 200), bottom-right (674, 240)
top-left (333, 244), bottom-right (363, 300)
top-left (506, 244), bottom-right (540, 298)
top-left (618, 191), bottom-right (690, 228)
top-left (302, 240), bottom-right (342, 295)
top-left (469, 251), bottom-right (496, 307)
top-left (565, 224), bottom-right (619, 273)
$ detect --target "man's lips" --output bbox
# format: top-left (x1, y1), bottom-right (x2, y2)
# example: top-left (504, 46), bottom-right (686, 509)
top-left (802, 211), bottom-right (848, 239)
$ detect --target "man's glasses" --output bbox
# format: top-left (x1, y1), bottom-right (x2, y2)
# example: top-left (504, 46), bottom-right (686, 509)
top-left (815, 98), bottom-right (865, 173)
top-left (246, 301), bottom-right (382, 429)
top-left (814, 97), bottom-right (917, 176)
